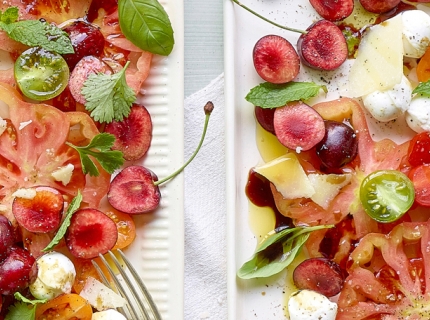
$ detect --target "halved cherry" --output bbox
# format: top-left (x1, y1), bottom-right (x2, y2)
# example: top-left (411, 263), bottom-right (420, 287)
top-left (12, 186), bottom-right (64, 233)
top-left (62, 21), bottom-right (105, 70)
top-left (252, 35), bottom-right (300, 84)
top-left (297, 20), bottom-right (348, 71)
top-left (108, 102), bottom-right (214, 214)
top-left (108, 166), bottom-right (161, 214)
top-left (309, 0), bottom-right (354, 21)
top-left (274, 101), bottom-right (325, 151)
top-left (68, 55), bottom-right (113, 105)
top-left (359, 0), bottom-right (401, 14)
top-left (105, 104), bottom-right (153, 161)
top-left (66, 208), bottom-right (118, 259)
top-left (0, 216), bottom-right (16, 261)
top-left (293, 257), bottom-right (344, 297)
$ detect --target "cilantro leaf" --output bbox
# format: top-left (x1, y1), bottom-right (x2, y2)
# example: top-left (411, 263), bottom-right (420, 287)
top-left (245, 81), bottom-right (327, 109)
top-left (81, 61), bottom-right (136, 123)
top-left (66, 133), bottom-right (125, 177)
top-left (5, 301), bottom-right (35, 320)
top-left (5, 293), bottom-right (47, 320)
top-left (0, 8), bottom-right (73, 54)
top-left (43, 191), bottom-right (83, 252)
top-left (413, 81), bottom-right (430, 97)
top-left (14, 292), bottom-right (47, 305)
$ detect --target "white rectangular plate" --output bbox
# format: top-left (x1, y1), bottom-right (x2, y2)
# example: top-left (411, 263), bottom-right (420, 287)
top-left (123, 0), bottom-right (184, 319)
top-left (225, 1), bottom-right (349, 319)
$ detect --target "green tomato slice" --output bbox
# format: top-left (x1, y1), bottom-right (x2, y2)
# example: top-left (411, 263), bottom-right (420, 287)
top-left (360, 170), bottom-right (415, 223)
top-left (14, 47), bottom-right (69, 101)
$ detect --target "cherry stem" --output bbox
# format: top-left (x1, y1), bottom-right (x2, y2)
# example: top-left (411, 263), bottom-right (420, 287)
top-left (231, 0), bottom-right (307, 34)
top-left (154, 101), bottom-right (214, 186)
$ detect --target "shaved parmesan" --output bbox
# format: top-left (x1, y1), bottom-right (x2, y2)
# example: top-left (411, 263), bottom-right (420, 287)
top-left (12, 188), bottom-right (37, 199)
top-left (254, 154), bottom-right (315, 199)
top-left (80, 277), bottom-right (126, 311)
top-left (51, 164), bottom-right (74, 186)
top-left (18, 119), bottom-right (32, 130)
top-left (346, 15), bottom-right (403, 98)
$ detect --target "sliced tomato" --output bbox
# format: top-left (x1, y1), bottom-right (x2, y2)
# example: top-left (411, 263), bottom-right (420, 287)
top-left (35, 293), bottom-right (92, 320)
top-left (0, 84), bottom-right (110, 225)
top-left (72, 258), bottom-right (104, 294)
top-left (409, 164), bottom-right (430, 207)
top-left (0, 0), bottom-right (91, 25)
top-left (106, 208), bottom-right (136, 250)
top-left (337, 220), bottom-right (430, 319)
top-left (407, 132), bottom-right (430, 167)
top-left (417, 46), bottom-right (430, 82)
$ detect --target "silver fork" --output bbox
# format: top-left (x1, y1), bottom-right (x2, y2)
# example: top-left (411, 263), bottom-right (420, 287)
top-left (92, 249), bottom-right (162, 320)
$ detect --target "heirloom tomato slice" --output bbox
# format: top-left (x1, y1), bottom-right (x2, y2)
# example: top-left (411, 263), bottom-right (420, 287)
top-left (271, 98), bottom-right (411, 259)
top-left (337, 220), bottom-right (430, 319)
top-left (360, 170), bottom-right (415, 223)
top-left (407, 131), bottom-right (430, 167)
top-left (409, 164), bottom-right (430, 207)
top-left (0, 83), bottom-right (110, 224)
top-left (0, 0), bottom-right (91, 25)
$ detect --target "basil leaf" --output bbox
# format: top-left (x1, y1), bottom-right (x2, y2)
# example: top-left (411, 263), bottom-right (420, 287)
top-left (237, 225), bottom-right (334, 279)
top-left (413, 81), bottom-right (430, 97)
top-left (118, 0), bottom-right (174, 56)
top-left (245, 81), bottom-right (327, 109)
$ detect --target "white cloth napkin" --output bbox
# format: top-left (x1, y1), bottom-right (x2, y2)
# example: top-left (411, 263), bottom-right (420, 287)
top-left (184, 73), bottom-right (227, 319)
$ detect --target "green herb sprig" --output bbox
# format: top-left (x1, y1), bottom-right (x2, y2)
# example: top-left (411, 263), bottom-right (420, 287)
top-left (118, 0), bottom-right (174, 56)
top-left (245, 82), bottom-right (327, 109)
top-left (5, 293), bottom-right (47, 320)
top-left (81, 61), bottom-right (136, 124)
top-left (413, 81), bottom-right (430, 97)
top-left (66, 133), bottom-right (125, 177)
top-left (0, 7), bottom-right (74, 54)
top-left (237, 224), bottom-right (334, 279)
top-left (43, 191), bottom-right (83, 252)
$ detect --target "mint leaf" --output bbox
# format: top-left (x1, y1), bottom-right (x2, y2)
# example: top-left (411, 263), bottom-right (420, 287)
top-left (237, 225), bottom-right (334, 279)
top-left (0, 17), bottom-right (73, 54)
top-left (245, 81), bottom-right (327, 109)
top-left (66, 133), bottom-right (125, 177)
top-left (81, 61), bottom-right (136, 123)
top-left (43, 191), bottom-right (83, 252)
top-left (413, 81), bottom-right (430, 97)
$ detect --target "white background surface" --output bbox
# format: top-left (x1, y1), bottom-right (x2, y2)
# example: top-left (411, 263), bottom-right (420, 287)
top-left (183, 1), bottom-right (225, 319)
top-left (184, 0), bottom-right (223, 97)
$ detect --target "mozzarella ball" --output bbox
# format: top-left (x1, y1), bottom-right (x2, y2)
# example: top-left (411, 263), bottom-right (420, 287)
top-left (362, 75), bottom-right (412, 122)
top-left (402, 10), bottom-right (430, 58)
top-left (92, 309), bottom-right (127, 320)
top-left (29, 251), bottom-right (76, 300)
top-left (406, 96), bottom-right (430, 133)
top-left (288, 290), bottom-right (337, 320)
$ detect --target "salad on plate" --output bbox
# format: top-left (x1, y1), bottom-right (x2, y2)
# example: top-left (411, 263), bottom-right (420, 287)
top-left (233, 0), bottom-right (430, 319)
top-left (0, 0), bottom-right (185, 319)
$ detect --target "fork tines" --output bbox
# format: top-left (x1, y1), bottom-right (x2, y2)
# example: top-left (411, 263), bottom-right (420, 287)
top-left (92, 249), bottom-right (162, 320)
